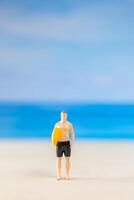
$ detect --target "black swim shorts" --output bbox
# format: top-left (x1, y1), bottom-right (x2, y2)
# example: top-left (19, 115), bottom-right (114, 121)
top-left (56, 140), bottom-right (71, 157)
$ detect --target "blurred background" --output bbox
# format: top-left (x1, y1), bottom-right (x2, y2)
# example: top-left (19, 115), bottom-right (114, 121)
top-left (0, 0), bottom-right (134, 140)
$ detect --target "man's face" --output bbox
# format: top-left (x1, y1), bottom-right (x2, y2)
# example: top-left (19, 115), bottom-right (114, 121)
top-left (61, 113), bottom-right (67, 121)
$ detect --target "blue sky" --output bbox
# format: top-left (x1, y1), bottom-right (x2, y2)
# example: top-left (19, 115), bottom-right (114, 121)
top-left (0, 0), bottom-right (134, 103)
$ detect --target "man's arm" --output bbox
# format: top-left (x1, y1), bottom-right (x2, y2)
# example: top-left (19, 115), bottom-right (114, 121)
top-left (70, 124), bottom-right (75, 146)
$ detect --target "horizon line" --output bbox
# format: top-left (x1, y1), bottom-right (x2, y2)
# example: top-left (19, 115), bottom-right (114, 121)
top-left (0, 100), bottom-right (134, 105)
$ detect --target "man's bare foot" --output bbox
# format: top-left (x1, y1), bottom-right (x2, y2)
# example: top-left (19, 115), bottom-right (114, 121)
top-left (65, 176), bottom-right (70, 180)
top-left (56, 176), bottom-right (62, 180)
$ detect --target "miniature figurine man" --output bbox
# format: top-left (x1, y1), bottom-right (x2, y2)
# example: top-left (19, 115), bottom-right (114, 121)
top-left (51, 111), bottom-right (75, 180)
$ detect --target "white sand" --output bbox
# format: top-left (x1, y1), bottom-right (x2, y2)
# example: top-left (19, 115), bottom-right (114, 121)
top-left (0, 139), bottom-right (134, 200)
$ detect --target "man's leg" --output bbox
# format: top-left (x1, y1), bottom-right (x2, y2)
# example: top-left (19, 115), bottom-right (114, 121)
top-left (57, 157), bottom-right (62, 180)
top-left (65, 157), bottom-right (70, 180)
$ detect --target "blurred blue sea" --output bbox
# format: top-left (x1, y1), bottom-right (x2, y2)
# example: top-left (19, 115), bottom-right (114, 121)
top-left (0, 102), bottom-right (134, 140)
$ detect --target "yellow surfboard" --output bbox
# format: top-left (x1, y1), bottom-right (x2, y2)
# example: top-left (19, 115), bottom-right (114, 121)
top-left (51, 127), bottom-right (62, 146)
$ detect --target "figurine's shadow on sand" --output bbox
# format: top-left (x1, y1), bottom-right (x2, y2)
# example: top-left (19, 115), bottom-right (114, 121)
top-left (24, 170), bottom-right (134, 182)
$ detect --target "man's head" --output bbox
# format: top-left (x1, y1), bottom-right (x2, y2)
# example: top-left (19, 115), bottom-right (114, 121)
top-left (60, 111), bottom-right (67, 122)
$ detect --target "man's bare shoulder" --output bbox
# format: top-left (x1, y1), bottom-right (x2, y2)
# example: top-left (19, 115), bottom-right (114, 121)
top-left (67, 121), bottom-right (72, 125)
top-left (67, 121), bottom-right (73, 129)
top-left (54, 121), bottom-right (61, 127)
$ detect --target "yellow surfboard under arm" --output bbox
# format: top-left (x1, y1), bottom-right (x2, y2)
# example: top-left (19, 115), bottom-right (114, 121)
top-left (51, 127), bottom-right (62, 146)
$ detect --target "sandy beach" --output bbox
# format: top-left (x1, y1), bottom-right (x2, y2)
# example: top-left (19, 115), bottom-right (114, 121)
top-left (0, 139), bottom-right (134, 200)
